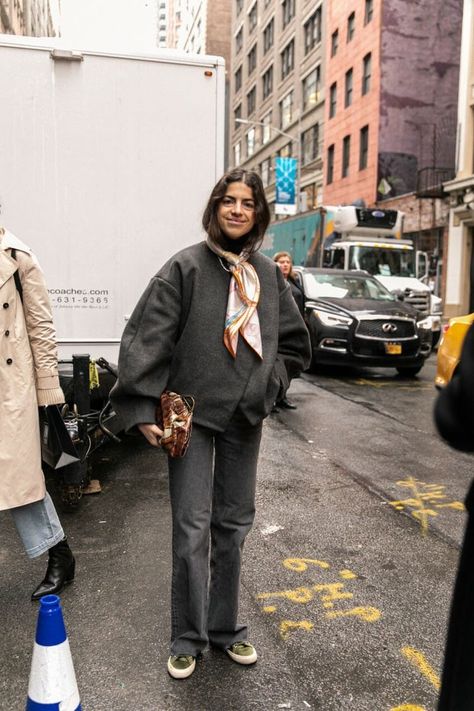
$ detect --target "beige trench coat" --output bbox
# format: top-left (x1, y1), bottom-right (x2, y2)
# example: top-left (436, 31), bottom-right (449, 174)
top-left (0, 228), bottom-right (64, 510)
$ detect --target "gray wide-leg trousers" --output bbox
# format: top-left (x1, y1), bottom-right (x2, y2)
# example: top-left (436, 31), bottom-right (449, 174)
top-left (168, 415), bottom-right (263, 657)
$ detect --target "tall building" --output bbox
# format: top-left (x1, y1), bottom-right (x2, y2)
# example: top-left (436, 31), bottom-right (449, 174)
top-left (323, 0), bottom-right (462, 207)
top-left (156, 0), bottom-right (169, 48)
top-left (443, 0), bottom-right (474, 317)
top-left (0, 0), bottom-right (57, 36)
top-left (168, 0), bottom-right (231, 67)
top-left (230, 0), bottom-right (325, 215)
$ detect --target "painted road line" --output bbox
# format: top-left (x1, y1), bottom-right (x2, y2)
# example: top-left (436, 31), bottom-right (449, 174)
top-left (401, 646), bottom-right (441, 691)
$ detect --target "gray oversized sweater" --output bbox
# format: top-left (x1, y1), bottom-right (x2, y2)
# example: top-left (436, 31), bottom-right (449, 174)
top-left (110, 241), bottom-right (311, 432)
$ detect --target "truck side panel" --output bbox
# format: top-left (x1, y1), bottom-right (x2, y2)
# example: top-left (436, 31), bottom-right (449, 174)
top-left (0, 39), bottom-right (225, 357)
top-left (261, 211), bottom-right (323, 267)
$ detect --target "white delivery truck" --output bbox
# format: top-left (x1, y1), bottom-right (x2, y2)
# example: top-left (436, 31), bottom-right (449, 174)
top-left (0, 34), bottom-right (225, 359)
top-left (0, 34), bottom-right (225, 506)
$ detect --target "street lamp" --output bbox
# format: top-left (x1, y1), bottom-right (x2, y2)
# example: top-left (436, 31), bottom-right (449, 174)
top-left (235, 117), bottom-right (302, 214)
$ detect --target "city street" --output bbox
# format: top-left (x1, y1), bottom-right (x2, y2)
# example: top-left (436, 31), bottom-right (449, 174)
top-left (1, 354), bottom-right (472, 711)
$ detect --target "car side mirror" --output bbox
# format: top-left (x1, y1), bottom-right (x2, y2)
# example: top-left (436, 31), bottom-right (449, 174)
top-left (396, 293), bottom-right (405, 302)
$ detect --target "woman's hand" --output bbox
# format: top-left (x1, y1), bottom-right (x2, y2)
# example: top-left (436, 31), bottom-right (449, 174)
top-left (137, 423), bottom-right (164, 447)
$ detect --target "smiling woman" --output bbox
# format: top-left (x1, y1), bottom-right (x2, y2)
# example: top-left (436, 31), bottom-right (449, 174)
top-left (110, 169), bottom-right (311, 679)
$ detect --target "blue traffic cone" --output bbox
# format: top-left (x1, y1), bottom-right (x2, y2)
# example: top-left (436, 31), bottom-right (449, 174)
top-left (26, 594), bottom-right (81, 710)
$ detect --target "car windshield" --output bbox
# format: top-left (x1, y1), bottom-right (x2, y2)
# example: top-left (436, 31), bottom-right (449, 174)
top-left (348, 246), bottom-right (416, 277)
top-left (303, 272), bottom-right (395, 301)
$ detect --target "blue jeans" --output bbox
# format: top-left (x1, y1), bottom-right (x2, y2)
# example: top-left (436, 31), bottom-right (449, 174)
top-left (168, 415), bottom-right (263, 656)
top-left (10, 492), bottom-right (64, 559)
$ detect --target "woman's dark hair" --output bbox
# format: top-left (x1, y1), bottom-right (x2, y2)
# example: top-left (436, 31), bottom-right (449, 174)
top-left (202, 169), bottom-right (271, 253)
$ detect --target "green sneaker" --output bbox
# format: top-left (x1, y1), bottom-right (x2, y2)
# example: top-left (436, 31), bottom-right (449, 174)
top-left (226, 641), bottom-right (258, 665)
top-left (167, 654), bottom-right (196, 679)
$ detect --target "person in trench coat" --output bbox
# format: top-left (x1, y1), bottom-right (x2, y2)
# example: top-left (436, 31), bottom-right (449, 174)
top-left (434, 323), bottom-right (474, 710)
top-left (0, 226), bottom-right (76, 600)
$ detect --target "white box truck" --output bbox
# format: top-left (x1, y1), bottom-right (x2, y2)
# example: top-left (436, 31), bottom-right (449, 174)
top-left (0, 34), bottom-right (225, 359)
top-left (0, 35), bottom-right (225, 506)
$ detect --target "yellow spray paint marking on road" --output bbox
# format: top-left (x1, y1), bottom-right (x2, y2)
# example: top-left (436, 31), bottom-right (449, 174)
top-left (389, 477), bottom-right (465, 534)
top-left (326, 606), bottom-right (381, 622)
top-left (257, 557), bottom-right (381, 639)
top-left (283, 558), bottom-right (330, 572)
top-left (257, 587), bottom-right (314, 604)
top-left (390, 706), bottom-right (426, 711)
top-left (314, 582), bottom-right (353, 605)
top-left (401, 646), bottom-right (441, 691)
top-left (279, 620), bottom-right (314, 640)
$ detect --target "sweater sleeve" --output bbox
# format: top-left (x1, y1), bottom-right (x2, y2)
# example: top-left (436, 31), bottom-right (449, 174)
top-left (275, 268), bottom-right (311, 390)
top-left (434, 323), bottom-right (474, 452)
top-left (110, 275), bottom-right (182, 432)
top-left (17, 250), bottom-right (65, 406)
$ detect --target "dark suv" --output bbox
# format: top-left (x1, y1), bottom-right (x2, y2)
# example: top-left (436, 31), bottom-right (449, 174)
top-left (294, 268), bottom-right (432, 376)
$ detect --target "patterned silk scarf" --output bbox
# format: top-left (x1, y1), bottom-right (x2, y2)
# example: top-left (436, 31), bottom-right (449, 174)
top-left (207, 238), bottom-right (263, 359)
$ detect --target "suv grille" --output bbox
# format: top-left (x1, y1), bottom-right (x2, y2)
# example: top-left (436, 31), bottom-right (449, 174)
top-left (403, 290), bottom-right (430, 314)
top-left (356, 318), bottom-right (416, 339)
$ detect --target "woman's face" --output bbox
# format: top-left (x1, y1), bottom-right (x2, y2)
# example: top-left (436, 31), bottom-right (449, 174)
top-left (217, 182), bottom-right (256, 240)
top-left (276, 255), bottom-right (292, 279)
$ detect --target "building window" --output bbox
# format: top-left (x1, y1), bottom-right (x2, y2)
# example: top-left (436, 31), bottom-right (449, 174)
top-left (246, 128), bottom-right (256, 157)
top-left (262, 65), bottom-right (273, 99)
top-left (364, 0), bottom-right (373, 25)
top-left (235, 66), bottom-right (242, 92)
top-left (279, 91), bottom-right (293, 129)
top-left (278, 142), bottom-right (293, 158)
top-left (327, 144), bottom-right (335, 184)
top-left (260, 157), bottom-right (271, 187)
top-left (302, 66), bottom-right (321, 111)
top-left (331, 29), bottom-right (339, 57)
top-left (248, 44), bottom-right (257, 74)
top-left (263, 18), bottom-right (274, 53)
top-left (234, 141), bottom-right (241, 166)
top-left (345, 68), bottom-right (353, 108)
top-left (235, 27), bottom-right (243, 53)
top-left (281, 39), bottom-right (294, 79)
top-left (236, 0), bottom-right (243, 15)
top-left (282, 0), bottom-right (295, 28)
top-left (362, 52), bottom-right (372, 95)
top-left (248, 2), bottom-right (258, 33)
top-left (342, 135), bottom-right (351, 177)
top-left (359, 125), bottom-right (369, 169)
top-left (301, 123), bottom-right (320, 165)
top-left (347, 11), bottom-right (355, 42)
top-left (234, 103), bottom-right (242, 129)
top-left (262, 111), bottom-right (272, 144)
top-left (329, 82), bottom-right (337, 119)
top-left (247, 86), bottom-right (256, 115)
top-left (304, 7), bottom-right (322, 54)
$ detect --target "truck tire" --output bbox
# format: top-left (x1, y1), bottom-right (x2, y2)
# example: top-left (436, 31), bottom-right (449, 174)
top-left (396, 365), bottom-right (423, 378)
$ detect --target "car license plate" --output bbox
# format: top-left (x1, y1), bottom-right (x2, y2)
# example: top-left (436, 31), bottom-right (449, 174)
top-left (385, 342), bottom-right (402, 355)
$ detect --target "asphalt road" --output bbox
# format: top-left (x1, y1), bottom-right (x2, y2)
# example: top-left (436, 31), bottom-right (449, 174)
top-left (1, 355), bottom-right (472, 711)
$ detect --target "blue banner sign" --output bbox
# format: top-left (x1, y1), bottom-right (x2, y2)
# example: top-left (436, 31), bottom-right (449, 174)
top-left (275, 157), bottom-right (297, 215)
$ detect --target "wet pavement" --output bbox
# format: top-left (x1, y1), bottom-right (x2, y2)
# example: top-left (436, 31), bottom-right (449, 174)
top-left (0, 355), bottom-right (471, 710)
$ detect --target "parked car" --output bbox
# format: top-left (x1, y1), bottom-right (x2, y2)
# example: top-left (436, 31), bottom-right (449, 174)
top-left (293, 268), bottom-right (432, 376)
top-left (435, 312), bottom-right (474, 388)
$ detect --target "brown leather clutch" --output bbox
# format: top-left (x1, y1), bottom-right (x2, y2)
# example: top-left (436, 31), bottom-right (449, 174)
top-left (156, 391), bottom-right (195, 458)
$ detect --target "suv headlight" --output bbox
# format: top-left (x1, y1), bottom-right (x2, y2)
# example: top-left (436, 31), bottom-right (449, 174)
top-left (417, 316), bottom-right (432, 331)
top-left (314, 309), bottom-right (353, 327)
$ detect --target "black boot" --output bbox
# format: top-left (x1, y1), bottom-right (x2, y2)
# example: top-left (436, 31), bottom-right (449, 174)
top-left (31, 538), bottom-right (76, 601)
